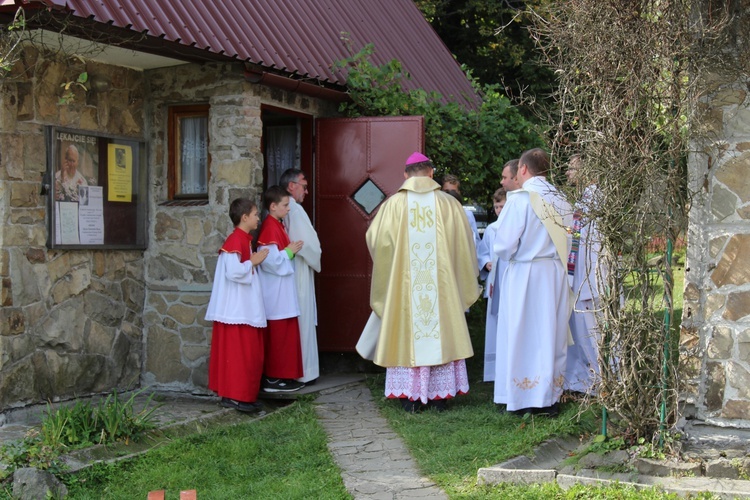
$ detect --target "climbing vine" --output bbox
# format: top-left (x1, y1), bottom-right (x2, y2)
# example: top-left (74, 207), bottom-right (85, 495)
top-left (0, 7), bottom-right (25, 73)
top-left (528, 0), bottom-right (745, 442)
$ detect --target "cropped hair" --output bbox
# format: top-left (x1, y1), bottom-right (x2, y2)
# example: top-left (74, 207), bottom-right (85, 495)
top-left (405, 160), bottom-right (435, 177)
top-left (442, 173), bottom-right (460, 186)
top-left (279, 168), bottom-right (304, 189)
top-left (504, 158), bottom-right (519, 177)
top-left (493, 188), bottom-right (507, 203)
top-left (263, 185), bottom-right (289, 210)
top-left (519, 148), bottom-right (549, 177)
top-left (229, 198), bottom-right (257, 227)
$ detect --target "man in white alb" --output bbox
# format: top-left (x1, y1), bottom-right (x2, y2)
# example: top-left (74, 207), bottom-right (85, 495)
top-left (564, 155), bottom-right (603, 394)
top-left (281, 168), bottom-right (322, 384)
top-left (493, 148), bottom-right (573, 416)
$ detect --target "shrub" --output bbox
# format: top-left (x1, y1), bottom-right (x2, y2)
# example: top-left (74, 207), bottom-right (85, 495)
top-left (334, 42), bottom-right (543, 208)
top-left (0, 389), bottom-right (161, 477)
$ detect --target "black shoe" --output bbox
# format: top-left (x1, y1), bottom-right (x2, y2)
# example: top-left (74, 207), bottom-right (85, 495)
top-left (511, 403), bottom-right (560, 418)
top-left (262, 378), bottom-right (305, 393)
top-left (302, 378), bottom-right (317, 386)
top-left (400, 398), bottom-right (423, 413)
top-left (535, 402), bottom-right (560, 418)
top-left (220, 398), bottom-right (262, 413)
top-left (510, 407), bottom-right (533, 417)
top-left (427, 399), bottom-right (447, 412)
top-left (235, 401), bottom-right (263, 413)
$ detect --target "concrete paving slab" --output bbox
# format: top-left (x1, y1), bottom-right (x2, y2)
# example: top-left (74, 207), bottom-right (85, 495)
top-left (558, 473), bottom-right (750, 499)
top-left (479, 433), bottom-right (750, 499)
top-left (315, 383), bottom-right (449, 499)
top-left (477, 467), bottom-right (557, 485)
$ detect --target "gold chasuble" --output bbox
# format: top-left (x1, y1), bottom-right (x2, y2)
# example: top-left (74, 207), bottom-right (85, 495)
top-left (365, 176), bottom-right (481, 368)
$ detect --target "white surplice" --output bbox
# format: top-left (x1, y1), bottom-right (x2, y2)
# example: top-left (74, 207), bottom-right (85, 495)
top-left (493, 176), bottom-right (573, 410)
top-left (205, 251), bottom-right (266, 328)
top-left (476, 220), bottom-right (508, 382)
top-left (284, 198), bottom-right (322, 383)
top-left (565, 184), bottom-right (602, 394)
top-left (257, 244), bottom-right (300, 320)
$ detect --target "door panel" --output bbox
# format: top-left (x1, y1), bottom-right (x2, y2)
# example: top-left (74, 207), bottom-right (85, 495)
top-left (315, 116), bottom-right (424, 351)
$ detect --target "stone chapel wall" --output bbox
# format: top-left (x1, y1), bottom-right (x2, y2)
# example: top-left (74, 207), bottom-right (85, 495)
top-left (0, 45), bottom-right (338, 411)
top-left (140, 63), bottom-right (337, 392)
top-left (0, 46), bottom-right (146, 410)
top-left (682, 79), bottom-right (750, 425)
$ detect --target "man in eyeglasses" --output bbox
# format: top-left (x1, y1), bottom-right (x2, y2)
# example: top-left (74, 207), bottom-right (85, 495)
top-left (280, 168), bottom-right (322, 385)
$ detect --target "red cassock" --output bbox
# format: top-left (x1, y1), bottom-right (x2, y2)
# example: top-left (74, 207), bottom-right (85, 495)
top-left (263, 318), bottom-right (303, 379)
top-left (207, 228), bottom-right (265, 403)
top-left (257, 216), bottom-right (303, 379)
top-left (209, 322), bottom-right (264, 402)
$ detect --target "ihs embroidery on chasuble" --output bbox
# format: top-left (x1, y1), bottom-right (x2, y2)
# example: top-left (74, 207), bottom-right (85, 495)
top-left (407, 192), bottom-right (441, 354)
top-left (409, 199), bottom-right (434, 233)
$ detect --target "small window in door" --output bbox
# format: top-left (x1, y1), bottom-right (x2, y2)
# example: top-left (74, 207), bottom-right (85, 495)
top-left (353, 178), bottom-right (386, 215)
top-left (168, 104), bottom-right (209, 199)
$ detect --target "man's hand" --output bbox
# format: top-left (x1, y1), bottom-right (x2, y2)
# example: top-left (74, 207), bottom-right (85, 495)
top-left (251, 248), bottom-right (269, 265)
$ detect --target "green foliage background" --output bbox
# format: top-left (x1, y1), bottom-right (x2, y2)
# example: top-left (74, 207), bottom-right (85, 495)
top-left (415, 0), bottom-right (557, 102)
top-left (334, 43), bottom-right (542, 208)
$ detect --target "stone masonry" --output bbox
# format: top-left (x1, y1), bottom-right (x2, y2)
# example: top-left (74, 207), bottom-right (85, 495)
top-left (0, 42), bottom-right (338, 411)
top-left (683, 72), bottom-right (750, 425)
top-left (0, 46), bottom-right (146, 409)
top-left (140, 64), bottom-right (337, 391)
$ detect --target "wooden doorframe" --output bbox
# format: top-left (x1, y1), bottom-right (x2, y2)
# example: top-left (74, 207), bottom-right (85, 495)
top-left (260, 105), bottom-right (314, 217)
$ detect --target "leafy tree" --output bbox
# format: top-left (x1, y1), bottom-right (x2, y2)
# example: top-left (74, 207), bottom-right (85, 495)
top-left (415, 0), bottom-right (556, 101)
top-left (334, 43), bottom-right (543, 208)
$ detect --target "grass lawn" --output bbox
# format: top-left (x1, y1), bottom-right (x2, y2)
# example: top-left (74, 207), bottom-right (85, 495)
top-left (365, 371), bottom-right (596, 498)
top-left (55, 401), bottom-right (349, 500)
top-left (363, 271), bottom-right (691, 499)
top-left (1, 258), bottom-right (690, 499)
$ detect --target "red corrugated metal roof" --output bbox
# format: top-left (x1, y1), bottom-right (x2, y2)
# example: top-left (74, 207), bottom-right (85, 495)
top-left (41, 0), bottom-right (479, 107)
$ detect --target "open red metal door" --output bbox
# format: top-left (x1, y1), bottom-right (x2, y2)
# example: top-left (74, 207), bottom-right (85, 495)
top-left (315, 116), bottom-right (424, 351)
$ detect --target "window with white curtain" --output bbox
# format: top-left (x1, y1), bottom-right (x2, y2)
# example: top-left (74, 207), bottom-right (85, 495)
top-left (266, 125), bottom-right (299, 185)
top-left (168, 105), bottom-right (209, 199)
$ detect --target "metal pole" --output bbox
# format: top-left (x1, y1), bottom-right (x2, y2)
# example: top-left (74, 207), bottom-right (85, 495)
top-left (659, 230), bottom-right (673, 448)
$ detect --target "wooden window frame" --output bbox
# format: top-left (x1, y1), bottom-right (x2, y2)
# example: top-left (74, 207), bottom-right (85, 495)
top-left (168, 104), bottom-right (210, 200)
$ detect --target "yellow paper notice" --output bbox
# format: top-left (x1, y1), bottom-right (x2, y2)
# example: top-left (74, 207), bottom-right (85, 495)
top-left (108, 144), bottom-right (132, 202)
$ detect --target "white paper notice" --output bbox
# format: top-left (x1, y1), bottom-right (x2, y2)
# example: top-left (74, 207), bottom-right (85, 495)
top-left (56, 201), bottom-right (80, 245)
top-left (78, 186), bottom-right (104, 245)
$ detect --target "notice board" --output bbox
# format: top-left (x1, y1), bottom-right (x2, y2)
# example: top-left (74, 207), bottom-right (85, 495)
top-left (45, 126), bottom-right (148, 249)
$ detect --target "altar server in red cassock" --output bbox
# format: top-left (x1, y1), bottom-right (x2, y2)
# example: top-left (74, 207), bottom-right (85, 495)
top-left (257, 185), bottom-right (306, 393)
top-left (206, 198), bottom-right (269, 413)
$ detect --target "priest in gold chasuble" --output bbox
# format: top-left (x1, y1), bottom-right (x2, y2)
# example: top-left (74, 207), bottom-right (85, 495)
top-left (361, 152), bottom-right (481, 412)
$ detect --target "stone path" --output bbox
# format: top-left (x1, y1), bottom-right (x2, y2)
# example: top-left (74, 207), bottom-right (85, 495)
top-left (315, 383), bottom-right (448, 499)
